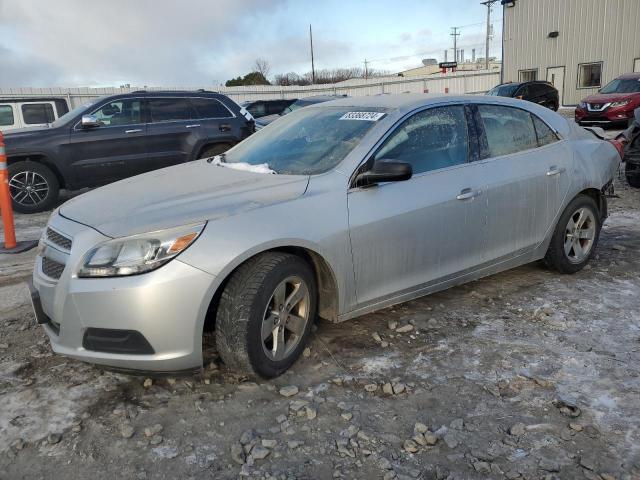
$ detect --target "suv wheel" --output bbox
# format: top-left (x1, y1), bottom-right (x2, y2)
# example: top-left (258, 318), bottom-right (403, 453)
top-left (198, 143), bottom-right (232, 160)
top-left (215, 252), bottom-right (317, 378)
top-left (544, 195), bottom-right (601, 274)
top-left (8, 161), bottom-right (60, 213)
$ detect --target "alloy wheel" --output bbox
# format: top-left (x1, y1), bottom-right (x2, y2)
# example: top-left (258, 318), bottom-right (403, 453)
top-left (261, 275), bottom-right (310, 362)
top-left (564, 207), bottom-right (596, 263)
top-left (9, 171), bottom-right (50, 207)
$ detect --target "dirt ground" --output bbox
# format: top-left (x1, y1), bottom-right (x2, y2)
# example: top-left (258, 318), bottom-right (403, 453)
top-left (1, 173), bottom-right (639, 479)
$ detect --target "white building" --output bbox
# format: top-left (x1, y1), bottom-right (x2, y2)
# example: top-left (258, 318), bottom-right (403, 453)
top-left (501, 0), bottom-right (640, 106)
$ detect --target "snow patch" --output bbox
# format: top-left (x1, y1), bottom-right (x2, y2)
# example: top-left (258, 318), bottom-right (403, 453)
top-left (358, 352), bottom-right (400, 375)
top-left (210, 157), bottom-right (275, 174)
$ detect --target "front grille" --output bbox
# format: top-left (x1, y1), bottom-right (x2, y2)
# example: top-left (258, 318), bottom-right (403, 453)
top-left (46, 228), bottom-right (72, 251)
top-left (42, 257), bottom-right (65, 279)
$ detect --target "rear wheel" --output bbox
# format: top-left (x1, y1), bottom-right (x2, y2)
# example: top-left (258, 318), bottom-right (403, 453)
top-left (544, 195), bottom-right (601, 274)
top-left (198, 143), bottom-right (232, 160)
top-left (8, 161), bottom-right (59, 213)
top-left (215, 252), bottom-right (316, 378)
top-left (627, 175), bottom-right (640, 188)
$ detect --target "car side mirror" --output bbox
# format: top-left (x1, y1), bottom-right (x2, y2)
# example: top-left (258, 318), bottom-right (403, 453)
top-left (81, 114), bottom-right (100, 128)
top-left (354, 159), bottom-right (412, 188)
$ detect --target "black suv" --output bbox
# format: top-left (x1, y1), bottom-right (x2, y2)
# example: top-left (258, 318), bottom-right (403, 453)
top-left (486, 81), bottom-right (559, 111)
top-left (241, 99), bottom-right (296, 119)
top-left (4, 91), bottom-right (254, 213)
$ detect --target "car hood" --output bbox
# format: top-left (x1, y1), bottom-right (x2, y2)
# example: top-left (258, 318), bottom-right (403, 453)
top-left (60, 160), bottom-right (309, 238)
top-left (582, 92), bottom-right (639, 104)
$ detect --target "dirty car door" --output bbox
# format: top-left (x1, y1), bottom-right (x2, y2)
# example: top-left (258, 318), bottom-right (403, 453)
top-left (347, 105), bottom-right (488, 306)
top-left (473, 104), bottom-right (570, 262)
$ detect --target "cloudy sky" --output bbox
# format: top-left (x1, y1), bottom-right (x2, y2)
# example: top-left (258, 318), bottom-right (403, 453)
top-left (0, 0), bottom-right (502, 87)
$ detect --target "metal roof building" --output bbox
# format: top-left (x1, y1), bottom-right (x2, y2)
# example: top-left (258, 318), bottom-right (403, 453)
top-left (501, 0), bottom-right (640, 106)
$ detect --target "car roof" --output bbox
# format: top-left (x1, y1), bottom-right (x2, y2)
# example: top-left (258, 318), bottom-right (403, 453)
top-left (618, 73), bottom-right (640, 79)
top-left (310, 93), bottom-right (525, 110)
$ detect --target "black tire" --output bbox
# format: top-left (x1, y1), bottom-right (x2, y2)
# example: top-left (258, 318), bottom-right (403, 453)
top-left (550, 101), bottom-right (559, 111)
top-left (198, 143), bottom-right (232, 160)
top-left (8, 161), bottom-right (60, 214)
top-left (627, 175), bottom-right (640, 188)
top-left (215, 252), bottom-right (317, 378)
top-left (544, 195), bottom-right (601, 274)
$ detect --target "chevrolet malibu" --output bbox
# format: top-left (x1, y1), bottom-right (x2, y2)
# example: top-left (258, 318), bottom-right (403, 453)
top-left (30, 94), bottom-right (621, 378)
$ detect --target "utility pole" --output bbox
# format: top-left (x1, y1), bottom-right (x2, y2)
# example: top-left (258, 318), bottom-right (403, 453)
top-left (364, 59), bottom-right (369, 79)
top-left (309, 24), bottom-right (316, 84)
top-left (450, 27), bottom-right (460, 64)
top-left (481, 0), bottom-right (499, 70)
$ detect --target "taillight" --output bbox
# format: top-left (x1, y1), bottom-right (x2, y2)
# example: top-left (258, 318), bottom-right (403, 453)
top-left (608, 139), bottom-right (625, 160)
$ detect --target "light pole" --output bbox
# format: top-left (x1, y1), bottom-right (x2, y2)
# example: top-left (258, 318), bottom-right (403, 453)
top-left (481, 0), bottom-right (499, 70)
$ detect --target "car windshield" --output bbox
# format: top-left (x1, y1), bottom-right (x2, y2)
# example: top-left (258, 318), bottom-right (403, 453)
top-left (49, 101), bottom-right (96, 127)
top-left (223, 106), bottom-right (386, 175)
top-left (599, 78), bottom-right (640, 94)
top-left (487, 84), bottom-right (520, 97)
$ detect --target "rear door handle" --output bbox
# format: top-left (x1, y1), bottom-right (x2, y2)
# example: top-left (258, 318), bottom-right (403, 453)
top-left (125, 129), bottom-right (142, 134)
top-left (219, 124), bottom-right (231, 132)
top-left (546, 166), bottom-right (565, 176)
top-left (185, 124), bottom-right (201, 129)
top-left (456, 188), bottom-right (482, 200)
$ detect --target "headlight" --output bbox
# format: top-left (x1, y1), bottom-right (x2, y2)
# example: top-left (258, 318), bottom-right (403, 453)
top-left (610, 100), bottom-right (630, 108)
top-left (579, 102), bottom-right (587, 109)
top-left (77, 223), bottom-right (205, 278)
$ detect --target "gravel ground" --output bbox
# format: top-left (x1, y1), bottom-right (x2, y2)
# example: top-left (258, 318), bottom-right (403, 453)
top-left (0, 173), bottom-right (639, 480)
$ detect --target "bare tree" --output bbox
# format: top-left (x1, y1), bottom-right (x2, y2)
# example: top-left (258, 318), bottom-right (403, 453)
top-left (253, 58), bottom-right (271, 79)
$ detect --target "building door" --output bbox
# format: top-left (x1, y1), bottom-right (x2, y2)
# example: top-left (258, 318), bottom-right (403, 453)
top-left (634, 58), bottom-right (640, 72)
top-left (546, 67), bottom-right (565, 107)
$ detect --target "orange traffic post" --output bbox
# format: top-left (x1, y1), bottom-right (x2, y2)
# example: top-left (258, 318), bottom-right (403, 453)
top-left (0, 131), bottom-right (37, 254)
top-left (0, 131), bottom-right (17, 249)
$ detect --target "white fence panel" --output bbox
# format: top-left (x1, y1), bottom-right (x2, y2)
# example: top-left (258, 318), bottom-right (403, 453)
top-left (0, 71), bottom-right (500, 108)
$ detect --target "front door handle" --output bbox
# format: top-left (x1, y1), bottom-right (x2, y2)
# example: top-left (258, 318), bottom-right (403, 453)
top-left (546, 166), bottom-right (565, 176)
top-left (219, 124), bottom-right (231, 132)
top-left (125, 128), bottom-right (142, 134)
top-left (456, 188), bottom-right (482, 200)
top-left (185, 124), bottom-right (201, 129)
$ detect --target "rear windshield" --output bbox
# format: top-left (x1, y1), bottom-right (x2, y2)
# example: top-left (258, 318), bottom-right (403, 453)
top-left (600, 78), bottom-right (640, 94)
top-left (486, 84), bottom-right (520, 97)
top-left (224, 106), bottom-right (386, 175)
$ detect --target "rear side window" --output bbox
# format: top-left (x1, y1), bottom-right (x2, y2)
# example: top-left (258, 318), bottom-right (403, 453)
top-left (191, 98), bottom-right (233, 119)
top-left (149, 98), bottom-right (196, 122)
top-left (374, 105), bottom-right (468, 174)
top-left (0, 105), bottom-right (14, 126)
top-left (477, 105), bottom-right (538, 158)
top-left (22, 103), bottom-right (55, 124)
top-left (532, 115), bottom-right (559, 147)
top-left (245, 102), bottom-right (266, 117)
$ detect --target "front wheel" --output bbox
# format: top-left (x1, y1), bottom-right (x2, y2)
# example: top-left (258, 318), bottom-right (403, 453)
top-left (544, 195), bottom-right (601, 274)
top-left (215, 252), bottom-right (317, 378)
top-left (8, 161), bottom-right (60, 213)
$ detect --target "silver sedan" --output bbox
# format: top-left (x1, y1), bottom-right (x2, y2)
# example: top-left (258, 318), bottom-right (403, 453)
top-left (30, 94), bottom-right (621, 377)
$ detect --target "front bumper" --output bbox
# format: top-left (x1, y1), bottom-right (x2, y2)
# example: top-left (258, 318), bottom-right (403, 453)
top-left (32, 213), bottom-right (216, 373)
top-left (575, 106), bottom-right (634, 125)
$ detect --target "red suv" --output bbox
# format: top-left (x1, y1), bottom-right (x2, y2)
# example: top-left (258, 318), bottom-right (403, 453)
top-left (575, 73), bottom-right (640, 127)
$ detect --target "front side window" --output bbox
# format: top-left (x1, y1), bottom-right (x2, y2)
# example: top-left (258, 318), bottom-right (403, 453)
top-left (0, 105), bottom-right (14, 126)
top-left (578, 62), bottom-right (602, 88)
top-left (223, 106), bottom-right (384, 175)
top-left (148, 98), bottom-right (195, 122)
top-left (373, 105), bottom-right (468, 174)
top-left (477, 105), bottom-right (538, 158)
top-left (92, 99), bottom-right (142, 126)
top-left (191, 98), bottom-right (233, 119)
top-left (487, 84), bottom-right (520, 97)
top-left (21, 103), bottom-right (55, 124)
top-left (519, 69), bottom-right (537, 82)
